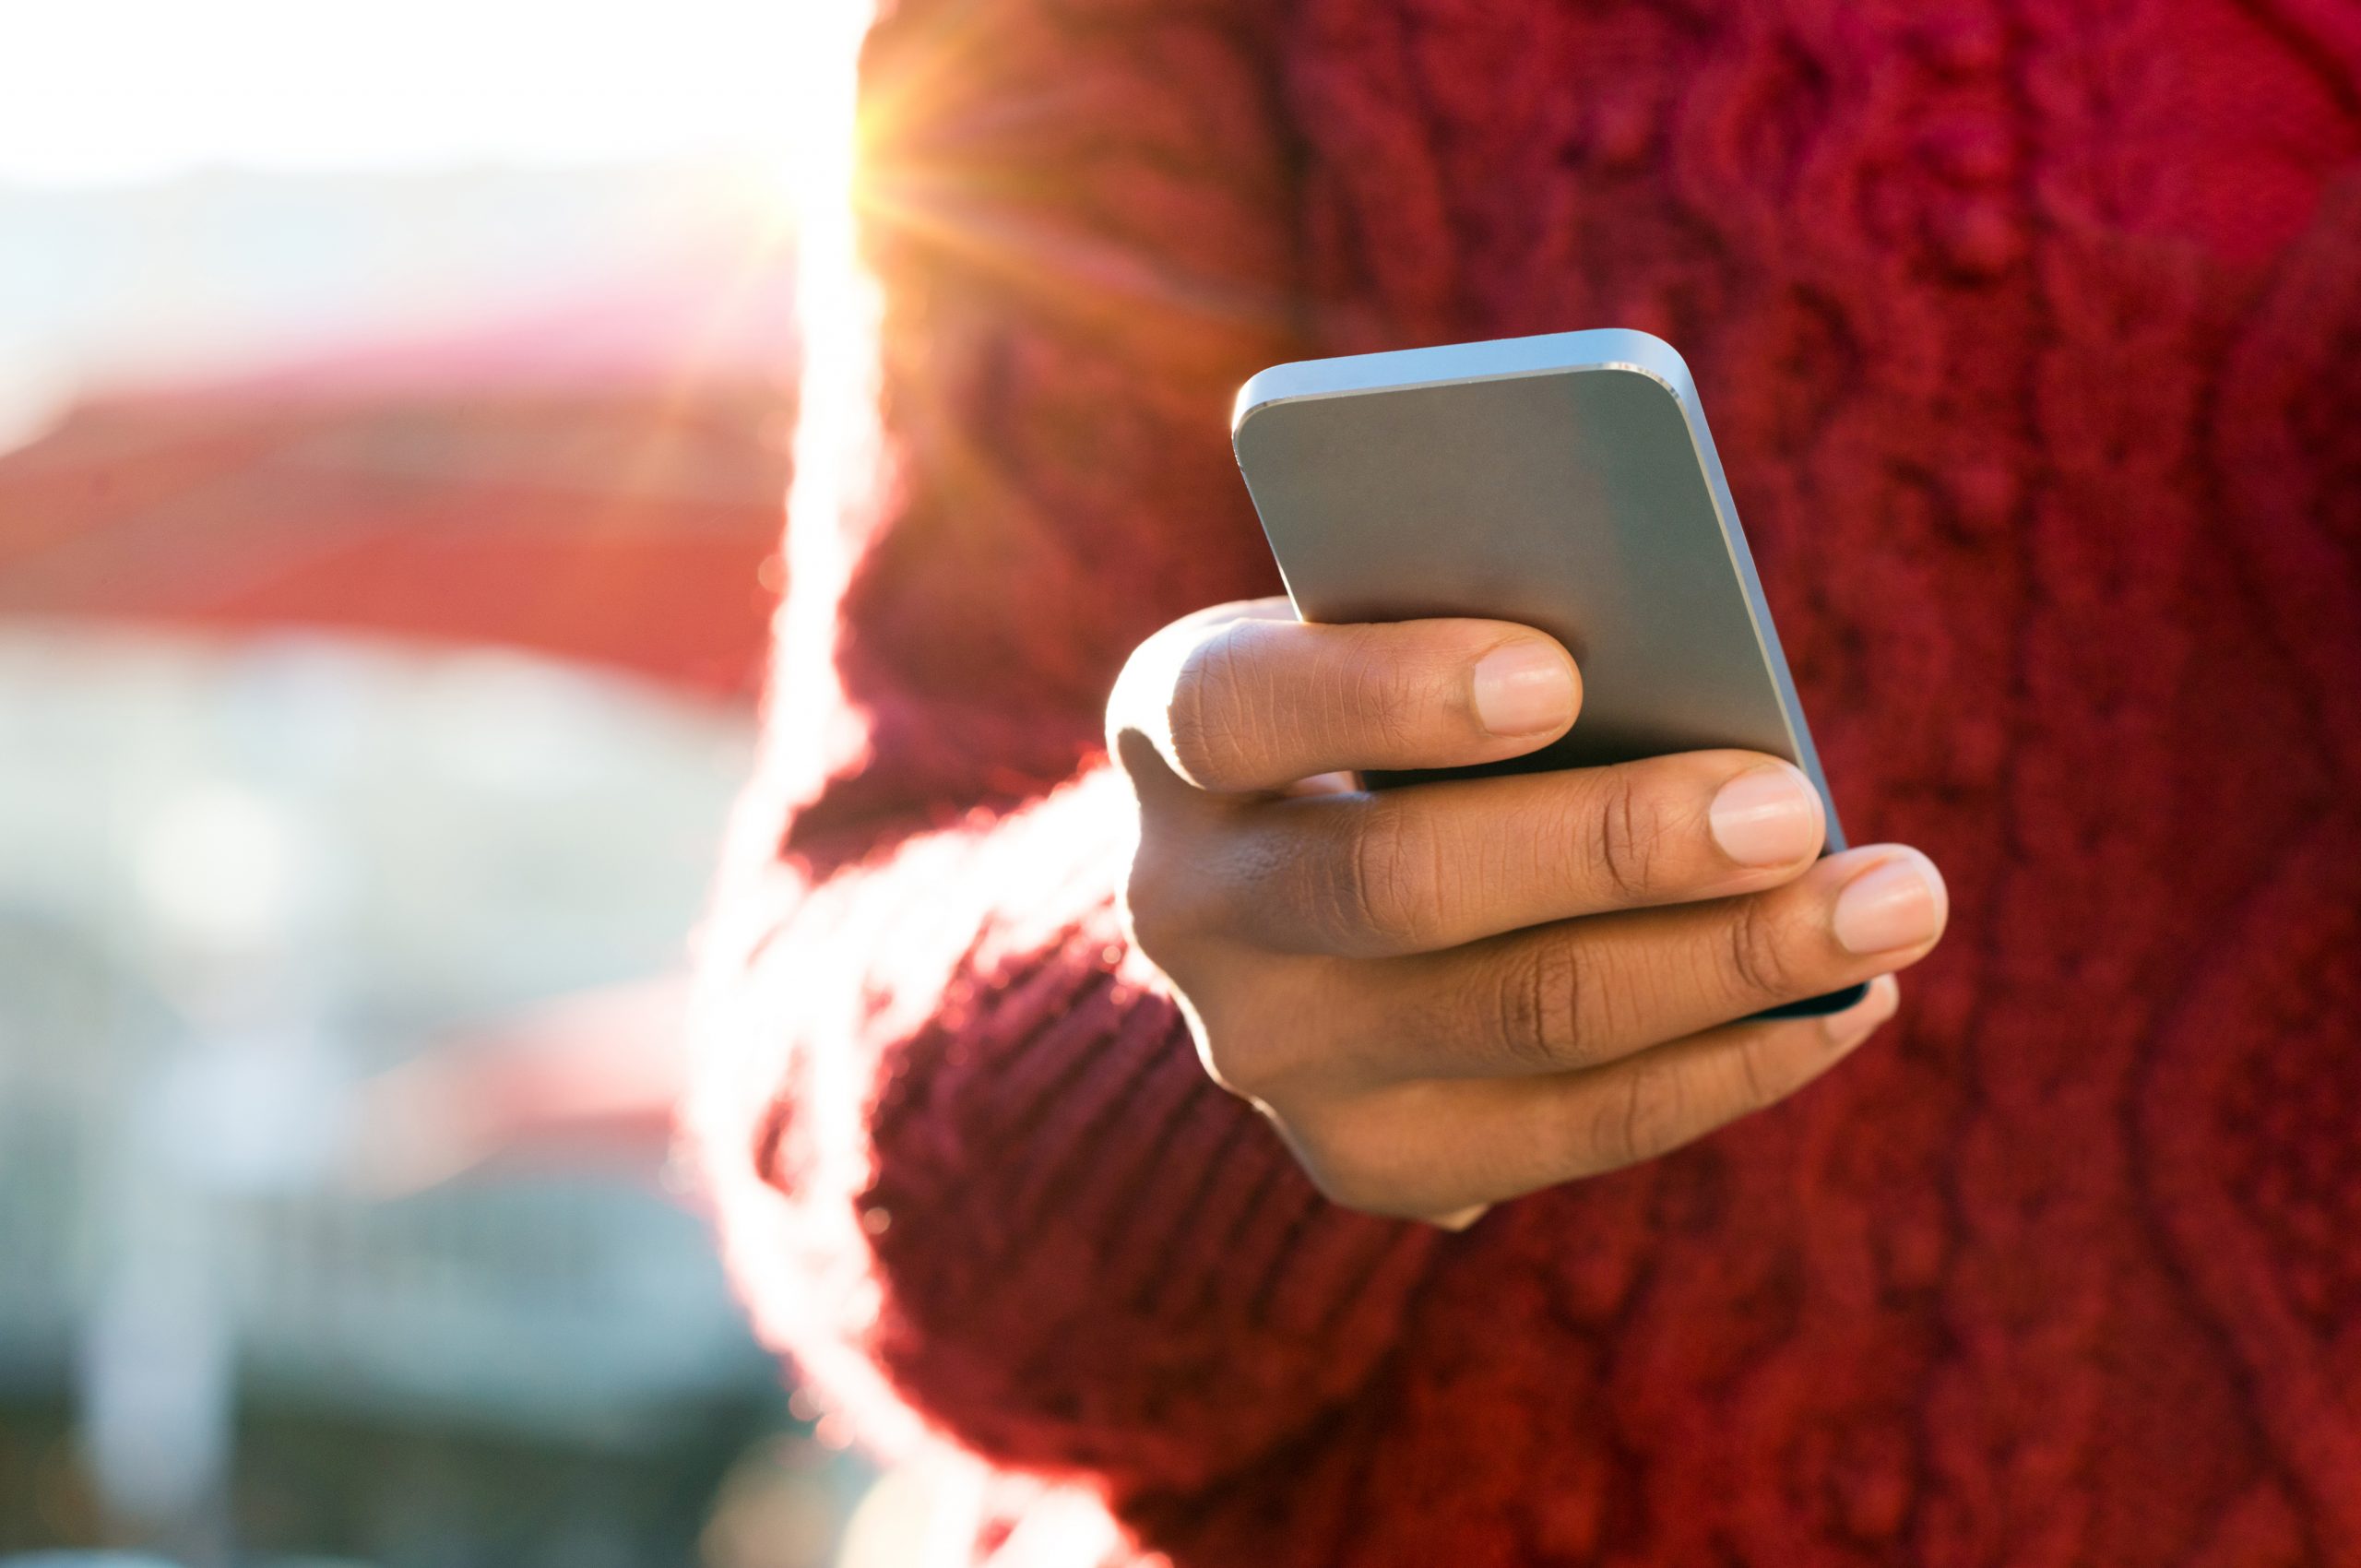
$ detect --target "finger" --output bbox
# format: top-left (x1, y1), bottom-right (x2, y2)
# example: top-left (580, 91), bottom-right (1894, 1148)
top-left (1281, 977), bottom-right (1901, 1219)
top-left (1108, 603), bottom-right (1580, 793)
top-left (1324, 844), bottom-right (1945, 1082)
top-left (1225, 750), bottom-right (1827, 956)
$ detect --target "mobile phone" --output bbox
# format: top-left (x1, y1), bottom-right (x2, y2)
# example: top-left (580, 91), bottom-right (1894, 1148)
top-left (1231, 327), bottom-right (1865, 1018)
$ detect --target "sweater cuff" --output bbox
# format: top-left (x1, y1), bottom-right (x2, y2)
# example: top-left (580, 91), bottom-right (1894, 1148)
top-left (694, 768), bottom-right (1439, 1502)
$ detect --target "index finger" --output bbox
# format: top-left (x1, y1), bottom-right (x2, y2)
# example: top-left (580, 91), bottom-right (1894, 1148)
top-left (1107, 598), bottom-right (1582, 794)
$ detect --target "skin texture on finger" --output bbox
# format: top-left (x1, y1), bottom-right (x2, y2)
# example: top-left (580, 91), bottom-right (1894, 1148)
top-left (1308, 845), bottom-right (1946, 1086)
top-left (1218, 750), bottom-right (1828, 957)
top-left (1280, 977), bottom-right (1902, 1220)
top-left (1107, 603), bottom-right (1581, 793)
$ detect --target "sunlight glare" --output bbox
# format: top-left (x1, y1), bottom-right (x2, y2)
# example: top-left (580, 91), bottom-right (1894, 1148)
top-left (0, 0), bottom-right (806, 185)
top-left (764, 0), bottom-right (885, 803)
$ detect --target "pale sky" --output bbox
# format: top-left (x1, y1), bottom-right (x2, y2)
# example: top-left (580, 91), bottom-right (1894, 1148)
top-left (0, 0), bottom-right (812, 185)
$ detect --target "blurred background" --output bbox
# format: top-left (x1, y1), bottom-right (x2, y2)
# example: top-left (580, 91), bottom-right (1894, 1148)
top-left (0, 4), bottom-right (879, 1563)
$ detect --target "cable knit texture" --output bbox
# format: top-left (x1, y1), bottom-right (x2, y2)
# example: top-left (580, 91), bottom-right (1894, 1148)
top-left (691, 0), bottom-right (2361, 1562)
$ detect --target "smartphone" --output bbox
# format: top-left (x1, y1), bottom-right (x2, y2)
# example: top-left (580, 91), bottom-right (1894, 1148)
top-left (1231, 327), bottom-right (1864, 1017)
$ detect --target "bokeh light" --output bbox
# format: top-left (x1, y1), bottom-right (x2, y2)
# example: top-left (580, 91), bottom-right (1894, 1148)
top-left (0, 2), bottom-right (883, 1562)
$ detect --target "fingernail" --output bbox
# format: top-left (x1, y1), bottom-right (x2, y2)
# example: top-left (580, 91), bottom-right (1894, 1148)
top-left (1832, 849), bottom-right (1949, 955)
top-left (1471, 642), bottom-right (1577, 736)
top-left (1708, 764), bottom-right (1823, 867)
top-left (1822, 974), bottom-right (1901, 1049)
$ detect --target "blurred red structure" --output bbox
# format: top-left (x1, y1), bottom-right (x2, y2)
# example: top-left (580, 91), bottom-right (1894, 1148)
top-left (0, 281), bottom-right (794, 699)
top-left (0, 279), bottom-right (798, 1173)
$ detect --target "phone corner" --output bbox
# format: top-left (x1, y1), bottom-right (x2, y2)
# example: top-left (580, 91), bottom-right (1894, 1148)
top-left (1592, 327), bottom-right (1701, 406)
top-left (1230, 367), bottom-right (1293, 450)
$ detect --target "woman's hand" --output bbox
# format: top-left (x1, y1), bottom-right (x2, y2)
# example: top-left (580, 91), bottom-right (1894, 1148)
top-left (1109, 600), bottom-right (1947, 1224)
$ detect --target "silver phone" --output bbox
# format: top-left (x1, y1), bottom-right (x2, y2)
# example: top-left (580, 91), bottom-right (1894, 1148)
top-left (1232, 327), bottom-right (1862, 1016)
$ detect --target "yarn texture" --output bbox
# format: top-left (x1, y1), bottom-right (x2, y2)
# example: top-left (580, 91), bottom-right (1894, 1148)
top-left (690, 1), bottom-right (2361, 1561)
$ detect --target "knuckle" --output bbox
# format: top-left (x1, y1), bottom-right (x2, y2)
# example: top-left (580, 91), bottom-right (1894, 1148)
top-left (1304, 1158), bottom-right (1387, 1216)
top-left (1339, 634), bottom-right (1429, 750)
top-left (1119, 869), bottom-right (1172, 959)
top-left (1196, 1016), bottom-right (1282, 1099)
top-left (1119, 868), bottom-right (1190, 969)
top-left (1587, 1060), bottom-right (1687, 1173)
top-left (1490, 938), bottom-right (1589, 1070)
top-left (1724, 897), bottom-right (1805, 1001)
top-left (1590, 770), bottom-right (1663, 901)
top-left (1298, 1138), bottom-right (1411, 1218)
top-left (1120, 827), bottom-right (1224, 960)
top-left (1166, 631), bottom-right (1264, 789)
top-left (1274, 1099), bottom-right (1432, 1218)
top-left (1339, 807), bottom-right (1450, 950)
top-left (1730, 1028), bottom-right (1786, 1111)
top-left (1189, 977), bottom-right (1327, 1102)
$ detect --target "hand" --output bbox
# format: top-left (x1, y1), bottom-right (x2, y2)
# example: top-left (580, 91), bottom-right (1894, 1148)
top-left (1108, 599), bottom-right (1947, 1224)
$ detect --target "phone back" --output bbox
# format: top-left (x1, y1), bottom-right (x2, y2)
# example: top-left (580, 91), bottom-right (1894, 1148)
top-left (1232, 327), bottom-right (1844, 848)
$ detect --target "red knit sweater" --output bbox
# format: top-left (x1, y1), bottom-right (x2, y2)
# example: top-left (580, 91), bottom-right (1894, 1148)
top-left (690, 2), bottom-right (2361, 1562)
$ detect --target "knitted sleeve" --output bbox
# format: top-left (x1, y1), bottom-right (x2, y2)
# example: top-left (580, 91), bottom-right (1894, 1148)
top-left (687, 0), bottom-right (1440, 1506)
top-left (690, 769), bottom-right (1437, 1503)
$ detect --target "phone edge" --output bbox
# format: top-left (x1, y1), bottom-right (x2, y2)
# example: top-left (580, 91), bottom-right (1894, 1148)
top-left (1232, 327), bottom-right (1848, 849)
